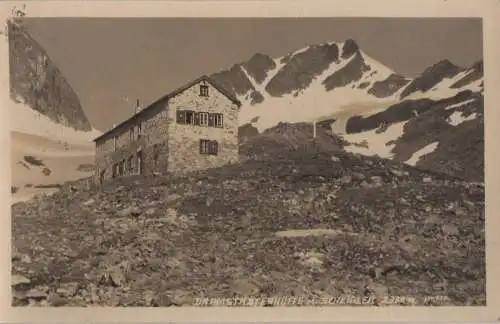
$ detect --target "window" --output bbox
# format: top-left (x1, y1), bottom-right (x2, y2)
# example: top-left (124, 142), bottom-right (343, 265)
top-left (176, 110), bottom-right (185, 124)
top-left (207, 113), bottom-right (223, 128)
top-left (200, 84), bottom-right (209, 97)
top-left (112, 163), bottom-right (123, 178)
top-left (214, 113), bottom-right (223, 128)
top-left (137, 150), bottom-right (143, 175)
top-left (176, 109), bottom-right (196, 125)
top-left (137, 123), bottom-right (142, 140)
top-left (127, 156), bottom-right (133, 173)
top-left (200, 139), bottom-right (219, 155)
top-left (129, 128), bottom-right (135, 141)
top-left (118, 161), bottom-right (124, 176)
top-left (208, 113), bottom-right (215, 127)
top-left (153, 144), bottom-right (161, 167)
top-left (185, 111), bottom-right (195, 124)
top-left (177, 110), bottom-right (223, 128)
top-left (199, 112), bottom-right (209, 126)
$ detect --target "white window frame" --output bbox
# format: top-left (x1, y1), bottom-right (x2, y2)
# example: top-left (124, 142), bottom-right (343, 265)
top-left (215, 114), bottom-right (223, 128)
top-left (200, 139), bottom-right (209, 154)
top-left (200, 112), bottom-right (209, 126)
top-left (200, 84), bottom-right (209, 97)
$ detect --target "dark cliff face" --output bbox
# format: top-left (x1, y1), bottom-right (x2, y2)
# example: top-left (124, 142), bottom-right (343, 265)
top-left (399, 59), bottom-right (465, 99)
top-left (242, 53), bottom-right (276, 84)
top-left (322, 51), bottom-right (370, 91)
top-left (346, 90), bottom-right (480, 134)
top-left (368, 73), bottom-right (411, 98)
top-left (450, 60), bottom-right (483, 89)
top-left (341, 39), bottom-right (360, 59)
top-left (265, 43), bottom-right (339, 97)
top-left (210, 63), bottom-right (255, 98)
top-left (8, 19), bottom-right (92, 131)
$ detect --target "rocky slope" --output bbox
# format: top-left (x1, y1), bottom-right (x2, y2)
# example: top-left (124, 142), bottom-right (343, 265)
top-left (239, 122), bottom-right (346, 160)
top-left (11, 150), bottom-right (485, 306)
top-left (8, 19), bottom-right (92, 131)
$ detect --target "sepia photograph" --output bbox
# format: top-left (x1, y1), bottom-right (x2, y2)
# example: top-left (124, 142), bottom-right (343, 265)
top-left (3, 0), bottom-right (499, 321)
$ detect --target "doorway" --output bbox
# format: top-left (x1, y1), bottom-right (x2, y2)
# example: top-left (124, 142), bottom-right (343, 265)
top-left (99, 169), bottom-right (105, 186)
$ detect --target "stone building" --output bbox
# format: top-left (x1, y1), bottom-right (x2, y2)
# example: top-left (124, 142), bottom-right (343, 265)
top-left (93, 75), bottom-right (241, 184)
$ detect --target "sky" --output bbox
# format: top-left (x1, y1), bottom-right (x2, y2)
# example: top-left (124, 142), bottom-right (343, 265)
top-left (21, 17), bottom-right (483, 131)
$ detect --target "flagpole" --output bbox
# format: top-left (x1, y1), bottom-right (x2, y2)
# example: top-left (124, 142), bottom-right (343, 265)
top-left (313, 97), bottom-right (317, 140)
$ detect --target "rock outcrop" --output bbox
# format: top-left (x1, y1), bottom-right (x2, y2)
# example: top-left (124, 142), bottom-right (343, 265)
top-left (8, 19), bottom-right (92, 131)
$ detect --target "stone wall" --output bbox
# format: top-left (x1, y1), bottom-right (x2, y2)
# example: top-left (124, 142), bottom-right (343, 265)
top-left (167, 80), bottom-right (239, 174)
top-left (94, 78), bottom-right (240, 183)
top-left (94, 99), bottom-right (170, 182)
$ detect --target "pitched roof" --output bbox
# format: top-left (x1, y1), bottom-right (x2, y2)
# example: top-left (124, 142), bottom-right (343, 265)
top-left (93, 75), bottom-right (242, 142)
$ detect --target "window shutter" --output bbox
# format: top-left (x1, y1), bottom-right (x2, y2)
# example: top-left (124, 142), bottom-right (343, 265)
top-left (199, 139), bottom-right (204, 154)
top-left (210, 140), bottom-right (218, 155)
top-left (176, 110), bottom-right (185, 124)
top-left (208, 113), bottom-right (215, 127)
top-left (218, 114), bottom-right (224, 128)
top-left (194, 112), bottom-right (201, 126)
top-left (184, 110), bottom-right (193, 124)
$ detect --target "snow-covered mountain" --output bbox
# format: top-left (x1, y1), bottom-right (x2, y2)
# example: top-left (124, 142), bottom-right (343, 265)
top-left (210, 39), bottom-right (483, 133)
top-left (229, 39), bottom-right (484, 182)
top-left (399, 59), bottom-right (483, 100)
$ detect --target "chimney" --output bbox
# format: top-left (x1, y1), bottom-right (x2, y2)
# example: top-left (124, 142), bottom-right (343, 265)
top-left (135, 99), bottom-right (141, 114)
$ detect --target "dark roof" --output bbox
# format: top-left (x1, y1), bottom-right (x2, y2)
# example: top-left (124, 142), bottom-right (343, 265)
top-left (93, 75), bottom-right (242, 142)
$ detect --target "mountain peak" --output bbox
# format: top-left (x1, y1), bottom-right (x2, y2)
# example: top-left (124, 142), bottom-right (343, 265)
top-left (341, 39), bottom-right (360, 58)
top-left (242, 52), bottom-right (276, 84)
top-left (427, 59), bottom-right (461, 74)
top-left (471, 59), bottom-right (483, 73)
top-left (248, 52), bottom-right (273, 62)
top-left (399, 59), bottom-right (467, 99)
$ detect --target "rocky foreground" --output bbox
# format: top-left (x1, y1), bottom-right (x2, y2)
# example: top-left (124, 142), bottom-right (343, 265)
top-left (11, 150), bottom-right (485, 306)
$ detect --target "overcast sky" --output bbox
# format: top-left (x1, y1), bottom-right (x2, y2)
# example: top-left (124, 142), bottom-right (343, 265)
top-left (22, 17), bottom-right (483, 131)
